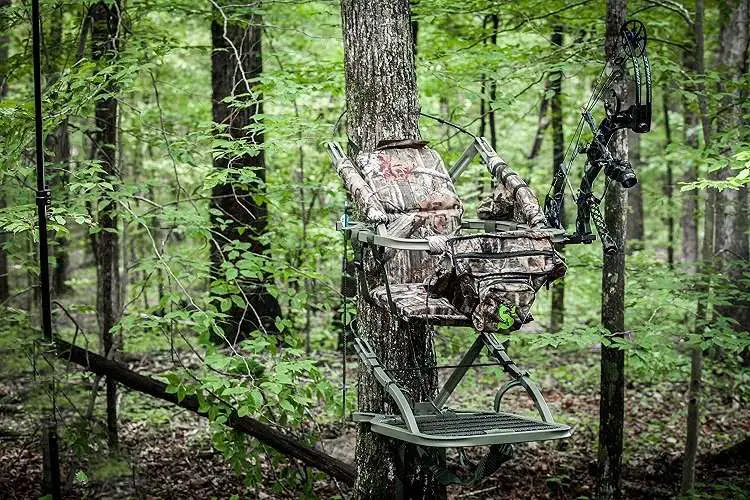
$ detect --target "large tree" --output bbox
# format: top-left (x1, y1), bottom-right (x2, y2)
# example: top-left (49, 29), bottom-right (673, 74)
top-left (713, 0), bottom-right (749, 335)
top-left (90, 0), bottom-right (122, 451)
top-left (341, 1), bottom-right (444, 498)
top-left (597, 0), bottom-right (628, 498)
top-left (549, 24), bottom-right (565, 332)
top-left (210, 1), bottom-right (281, 342)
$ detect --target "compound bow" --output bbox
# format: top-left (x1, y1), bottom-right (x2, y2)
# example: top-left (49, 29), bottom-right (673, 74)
top-left (543, 20), bottom-right (652, 254)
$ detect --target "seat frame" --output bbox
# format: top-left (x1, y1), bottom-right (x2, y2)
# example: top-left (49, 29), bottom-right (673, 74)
top-left (329, 136), bottom-right (572, 448)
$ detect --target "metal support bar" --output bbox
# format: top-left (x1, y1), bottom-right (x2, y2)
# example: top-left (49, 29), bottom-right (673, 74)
top-left (352, 336), bottom-right (419, 433)
top-left (31, 0), bottom-right (61, 496)
top-left (494, 377), bottom-right (555, 424)
top-left (473, 136), bottom-right (498, 165)
top-left (337, 222), bottom-right (568, 252)
top-left (433, 336), bottom-right (485, 409)
top-left (449, 141), bottom-right (478, 180)
top-left (481, 333), bottom-right (525, 379)
top-left (327, 141), bottom-right (347, 167)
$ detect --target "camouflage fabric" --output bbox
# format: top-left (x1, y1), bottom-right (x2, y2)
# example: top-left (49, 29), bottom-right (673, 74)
top-left (471, 279), bottom-right (536, 332)
top-left (481, 156), bottom-right (547, 228)
top-left (355, 144), bottom-right (464, 239)
top-left (477, 181), bottom-right (514, 221)
top-left (335, 156), bottom-right (389, 223)
top-left (370, 283), bottom-right (469, 324)
top-left (430, 232), bottom-right (566, 331)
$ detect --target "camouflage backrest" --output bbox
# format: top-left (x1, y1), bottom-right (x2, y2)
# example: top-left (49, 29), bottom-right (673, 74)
top-left (354, 140), bottom-right (464, 239)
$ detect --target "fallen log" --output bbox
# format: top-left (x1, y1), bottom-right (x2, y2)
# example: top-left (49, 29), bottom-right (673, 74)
top-left (54, 338), bottom-right (356, 486)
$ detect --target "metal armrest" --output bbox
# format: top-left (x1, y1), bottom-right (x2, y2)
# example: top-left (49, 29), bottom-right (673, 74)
top-left (339, 222), bottom-right (433, 252)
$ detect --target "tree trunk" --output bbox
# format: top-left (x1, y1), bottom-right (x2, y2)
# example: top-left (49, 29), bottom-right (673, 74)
top-left (46, 5), bottom-right (71, 296)
top-left (597, 2), bottom-right (627, 499)
top-left (713, 0), bottom-right (750, 334)
top-left (341, 2), bottom-right (445, 498)
top-left (0, 0), bottom-right (10, 303)
top-left (626, 133), bottom-right (644, 246)
top-left (528, 87), bottom-right (550, 161)
top-left (680, 34), bottom-right (700, 270)
top-left (50, 119), bottom-right (70, 296)
top-left (549, 25), bottom-right (565, 333)
top-left (488, 14), bottom-right (498, 151)
top-left (662, 93), bottom-right (675, 269)
top-left (210, 1), bottom-right (281, 342)
top-left (681, 1), bottom-right (711, 492)
top-left (91, 1), bottom-right (122, 451)
top-left (680, 111), bottom-right (699, 269)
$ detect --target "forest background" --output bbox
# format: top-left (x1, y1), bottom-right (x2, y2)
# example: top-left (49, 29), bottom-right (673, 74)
top-left (1, 0), bottom-right (750, 498)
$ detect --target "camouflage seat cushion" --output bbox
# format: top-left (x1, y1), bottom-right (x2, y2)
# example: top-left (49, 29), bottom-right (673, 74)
top-left (370, 283), bottom-right (471, 325)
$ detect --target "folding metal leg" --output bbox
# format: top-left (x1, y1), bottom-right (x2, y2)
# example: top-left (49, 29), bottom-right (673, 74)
top-left (482, 332), bottom-right (555, 423)
top-left (352, 335), bottom-right (419, 433)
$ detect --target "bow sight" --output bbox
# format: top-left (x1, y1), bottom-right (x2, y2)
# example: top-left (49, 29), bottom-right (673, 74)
top-left (543, 19), bottom-right (652, 255)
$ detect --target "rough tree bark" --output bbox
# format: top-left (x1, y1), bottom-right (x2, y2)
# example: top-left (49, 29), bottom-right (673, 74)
top-left (597, 1), bottom-right (628, 499)
top-left (549, 25), bottom-right (565, 333)
top-left (0, 0), bottom-right (10, 303)
top-left (713, 0), bottom-right (750, 334)
top-left (91, 0), bottom-right (122, 451)
top-left (210, 1), bottom-right (281, 342)
top-left (341, 1), bottom-right (445, 498)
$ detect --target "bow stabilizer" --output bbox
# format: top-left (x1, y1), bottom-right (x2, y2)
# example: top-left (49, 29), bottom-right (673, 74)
top-left (543, 20), bottom-right (652, 255)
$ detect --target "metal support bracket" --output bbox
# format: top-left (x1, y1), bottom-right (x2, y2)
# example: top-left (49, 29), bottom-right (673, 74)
top-left (352, 335), bottom-right (419, 433)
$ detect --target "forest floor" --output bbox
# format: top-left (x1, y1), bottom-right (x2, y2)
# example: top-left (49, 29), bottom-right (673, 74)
top-left (1, 338), bottom-right (749, 499)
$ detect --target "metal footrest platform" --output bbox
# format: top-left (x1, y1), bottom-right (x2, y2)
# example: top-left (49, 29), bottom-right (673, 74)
top-left (356, 410), bottom-right (572, 448)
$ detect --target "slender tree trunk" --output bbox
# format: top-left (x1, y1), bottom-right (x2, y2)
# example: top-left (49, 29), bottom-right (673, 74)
top-left (549, 25), bottom-right (565, 333)
top-left (341, 2), bottom-right (444, 498)
top-left (681, 114), bottom-right (700, 269)
top-left (210, 1), bottom-right (281, 341)
top-left (50, 119), bottom-right (70, 296)
top-left (662, 93), bottom-right (675, 268)
top-left (0, 0), bottom-right (10, 303)
top-left (488, 14), bottom-right (498, 151)
top-left (90, 0), bottom-right (122, 451)
top-left (597, 2), bottom-right (628, 499)
top-left (680, 39), bottom-right (700, 270)
top-left (46, 6), bottom-right (71, 296)
top-left (626, 133), bottom-right (644, 246)
top-left (681, 1), bottom-right (711, 492)
top-left (477, 15), bottom-right (488, 200)
top-left (528, 88), bottom-right (550, 160)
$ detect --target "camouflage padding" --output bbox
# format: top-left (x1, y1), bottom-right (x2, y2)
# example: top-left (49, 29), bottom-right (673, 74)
top-left (477, 181), bottom-right (514, 221)
top-left (481, 156), bottom-right (547, 228)
top-left (431, 232), bottom-right (566, 331)
top-left (355, 145), bottom-right (464, 240)
top-left (356, 146), bottom-right (462, 215)
top-left (335, 156), bottom-right (389, 223)
top-left (370, 283), bottom-right (470, 324)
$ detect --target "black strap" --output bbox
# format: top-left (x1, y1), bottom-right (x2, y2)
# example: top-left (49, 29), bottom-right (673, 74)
top-left (417, 443), bottom-right (514, 486)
